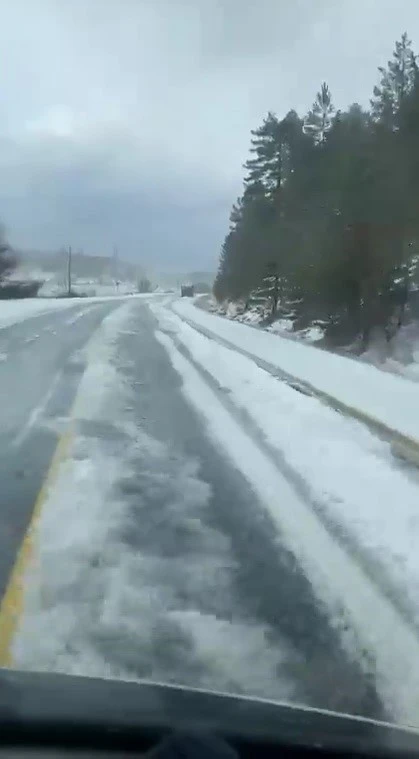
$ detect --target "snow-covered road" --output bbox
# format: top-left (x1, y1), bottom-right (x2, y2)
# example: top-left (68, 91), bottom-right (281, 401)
top-left (0, 297), bottom-right (89, 330)
top-left (0, 299), bottom-right (123, 606)
top-left (151, 301), bottom-right (419, 722)
top-left (3, 297), bottom-right (419, 727)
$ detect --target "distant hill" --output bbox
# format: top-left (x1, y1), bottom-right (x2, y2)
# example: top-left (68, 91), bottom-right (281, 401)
top-left (154, 270), bottom-right (215, 290)
top-left (16, 249), bottom-right (144, 283)
top-left (187, 271), bottom-right (215, 286)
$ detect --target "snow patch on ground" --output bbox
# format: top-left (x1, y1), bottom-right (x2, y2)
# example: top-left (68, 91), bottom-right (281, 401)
top-left (267, 320), bottom-right (324, 343)
top-left (211, 300), bottom-right (326, 343)
top-left (300, 325), bottom-right (325, 343)
top-left (226, 301), bottom-right (246, 319)
top-left (268, 318), bottom-right (295, 334)
top-left (356, 321), bottom-right (419, 383)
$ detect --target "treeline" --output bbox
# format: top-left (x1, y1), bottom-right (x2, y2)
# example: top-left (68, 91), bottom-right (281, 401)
top-left (214, 34), bottom-right (419, 346)
top-left (0, 228), bottom-right (15, 283)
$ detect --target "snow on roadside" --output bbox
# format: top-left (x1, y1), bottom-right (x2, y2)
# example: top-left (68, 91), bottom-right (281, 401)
top-left (12, 300), bottom-right (297, 703)
top-left (358, 322), bottom-right (419, 384)
top-left (173, 299), bottom-right (419, 445)
top-left (153, 320), bottom-right (419, 725)
top-left (0, 298), bottom-right (83, 330)
top-left (0, 293), bottom-right (159, 332)
top-left (299, 325), bottom-right (325, 343)
top-left (206, 297), bottom-right (325, 343)
top-left (205, 297), bottom-right (419, 380)
top-left (268, 318), bottom-right (295, 334)
top-left (153, 305), bottom-right (419, 624)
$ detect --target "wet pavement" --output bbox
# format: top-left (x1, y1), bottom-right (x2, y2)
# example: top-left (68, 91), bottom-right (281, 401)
top-left (0, 301), bottom-right (120, 601)
top-left (0, 300), bottom-right (386, 721)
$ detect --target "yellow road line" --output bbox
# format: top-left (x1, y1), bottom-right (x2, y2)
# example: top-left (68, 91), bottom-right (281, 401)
top-left (0, 304), bottom-right (125, 666)
top-left (0, 424), bottom-right (74, 666)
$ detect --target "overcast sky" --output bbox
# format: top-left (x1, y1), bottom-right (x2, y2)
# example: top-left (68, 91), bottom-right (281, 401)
top-left (1, 0), bottom-right (418, 271)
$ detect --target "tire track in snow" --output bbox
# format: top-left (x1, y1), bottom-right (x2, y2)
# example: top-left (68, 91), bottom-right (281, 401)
top-left (154, 324), bottom-right (419, 726)
top-left (116, 308), bottom-right (384, 718)
top-left (11, 303), bottom-right (302, 707)
top-left (12, 303), bottom-right (390, 721)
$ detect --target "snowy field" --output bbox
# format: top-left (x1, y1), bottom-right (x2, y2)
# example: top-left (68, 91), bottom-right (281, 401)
top-left (38, 279), bottom-right (140, 298)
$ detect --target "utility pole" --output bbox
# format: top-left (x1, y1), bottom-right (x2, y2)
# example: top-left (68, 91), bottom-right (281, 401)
top-left (67, 245), bottom-right (72, 296)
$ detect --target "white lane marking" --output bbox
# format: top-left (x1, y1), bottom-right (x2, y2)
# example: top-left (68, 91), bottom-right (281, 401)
top-left (156, 328), bottom-right (419, 726)
top-left (11, 371), bottom-right (62, 448)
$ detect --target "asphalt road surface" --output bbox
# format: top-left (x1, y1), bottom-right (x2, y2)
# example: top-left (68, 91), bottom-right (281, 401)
top-left (0, 301), bottom-right (121, 600)
top-left (0, 300), bottom-right (386, 722)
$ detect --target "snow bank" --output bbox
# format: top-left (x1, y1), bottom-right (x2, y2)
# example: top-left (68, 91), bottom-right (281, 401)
top-left (173, 300), bottom-right (419, 446)
top-left (0, 293), bottom-right (160, 331)
top-left (0, 298), bottom-right (82, 329)
top-left (212, 299), bottom-right (326, 343)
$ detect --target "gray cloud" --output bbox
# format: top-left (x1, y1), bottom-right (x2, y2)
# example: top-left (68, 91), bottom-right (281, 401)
top-left (1, 0), bottom-right (419, 270)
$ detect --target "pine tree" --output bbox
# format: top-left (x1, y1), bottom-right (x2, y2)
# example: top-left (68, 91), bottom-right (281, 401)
top-left (303, 83), bottom-right (334, 144)
top-left (244, 113), bottom-right (283, 196)
top-left (214, 34), bottom-right (419, 348)
top-left (371, 33), bottom-right (417, 128)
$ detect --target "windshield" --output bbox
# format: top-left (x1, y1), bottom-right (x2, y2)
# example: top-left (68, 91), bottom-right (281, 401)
top-left (1, 0), bottom-right (419, 737)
